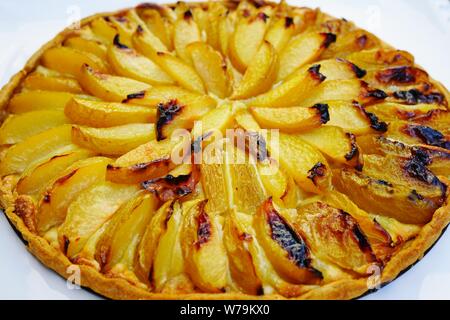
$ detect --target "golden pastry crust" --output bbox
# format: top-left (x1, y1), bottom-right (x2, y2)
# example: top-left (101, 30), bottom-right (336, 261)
top-left (0, 1), bottom-right (449, 300)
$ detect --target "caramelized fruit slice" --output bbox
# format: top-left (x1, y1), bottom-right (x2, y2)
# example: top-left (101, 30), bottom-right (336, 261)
top-left (106, 137), bottom-right (182, 184)
top-left (155, 99), bottom-right (213, 141)
top-left (0, 110), bottom-right (69, 145)
top-left (250, 104), bottom-right (329, 133)
top-left (79, 64), bottom-right (151, 102)
top-left (295, 202), bottom-right (377, 274)
top-left (249, 65), bottom-right (326, 108)
top-left (96, 193), bottom-right (157, 286)
top-left (300, 79), bottom-right (387, 107)
top-left (254, 198), bottom-right (322, 284)
top-left (71, 124), bottom-right (155, 156)
top-left (65, 98), bottom-right (156, 127)
top-left (135, 200), bottom-right (174, 286)
top-left (36, 157), bottom-right (111, 234)
top-left (64, 36), bottom-right (107, 59)
top-left (181, 200), bottom-right (228, 293)
top-left (297, 126), bottom-right (362, 167)
top-left (152, 200), bottom-right (187, 292)
top-left (333, 154), bottom-right (446, 224)
top-left (278, 133), bottom-right (331, 194)
top-left (16, 148), bottom-right (94, 196)
top-left (0, 125), bottom-right (73, 176)
top-left (278, 32), bottom-right (336, 80)
top-left (231, 41), bottom-right (278, 100)
top-left (223, 210), bottom-right (262, 294)
top-left (58, 181), bottom-right (139, 258)
top-left (264, 16), bottom-right (295, 53)
top-left (229, 11), bottom-right (270, 72)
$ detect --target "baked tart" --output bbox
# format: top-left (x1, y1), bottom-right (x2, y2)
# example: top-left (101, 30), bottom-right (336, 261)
top-left (0, 0), bottom-right (449, 300)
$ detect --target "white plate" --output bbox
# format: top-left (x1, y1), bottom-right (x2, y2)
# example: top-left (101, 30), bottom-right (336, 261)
top-left (0, 0), bottom-right (449, 300)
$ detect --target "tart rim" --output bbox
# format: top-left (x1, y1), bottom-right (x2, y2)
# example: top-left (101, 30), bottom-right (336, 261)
top-left (0, 2), bottom-right (448, 300)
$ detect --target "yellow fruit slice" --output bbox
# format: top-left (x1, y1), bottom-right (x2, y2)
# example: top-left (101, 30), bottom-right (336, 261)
top-left (173, 10), bottom-right (201, 63)
top-left (71, 124), bottom-right (155, 156)
top-left (231, 41), bottom-right (278, 99)
top-left (277, 32), bottom-right (336, 80)
top-left (249, 65), bottom-right (326, 108)
top-left (132, 23), bottom-right (168, 58)
top-left (65, 98), bottom-right (155, 127)
top-left (22, 73), bottom-right (83, 93)
top-left (36, 157), bottom-right (111, 234)
top-left (107, 36), bottom-right (174, 85)
top-left (78, 64), bottom-right (151, 102)
top-left (58, 181), bottom-right (139, 258)
top-left (106, 138), bottom-right (182, 184)
top-left (97, 193), bottom-right (157, 286)
top-left (181, 200), bottom-right (228, 293)
top-left (250, 104), bottom-right (328, 133)
top-left (90, 17), bottom-right (118, 45)
top-left (264, 16), bottom-right (295, 53)
top-left (297, 126), bottom-right (362, 167)
top-left (0, 125), bottom-right (73, 176)
top-left (16, 148), bottom-right (94, 195)
top-left (64, 36), bottom-right (107, 59)
top-left (187, 42), bottom-right (231, 98)
top-left (229, 12), bottom-right (271, 72)
top-left (41, 46), bottom-right (108, 78)
top-left (152, 52), bottom-right (206, 94)
top-left (278, 133), bottom-right (331, 194)
top-left (8, 90), bottom-right (74, 114)
top-left (0, 110), bottom-right (69, 145)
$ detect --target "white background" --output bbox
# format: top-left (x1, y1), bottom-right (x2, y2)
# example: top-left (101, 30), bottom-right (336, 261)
top-left (0, 0), bottom-right (449, 299)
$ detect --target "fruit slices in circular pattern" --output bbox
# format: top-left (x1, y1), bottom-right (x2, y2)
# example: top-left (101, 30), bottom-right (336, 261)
top-left (0, 0), bottom-right (449, 300)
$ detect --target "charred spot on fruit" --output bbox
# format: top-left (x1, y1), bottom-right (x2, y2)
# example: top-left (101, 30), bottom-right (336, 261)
top-left (403, 125), bottom-right (450, 150)
top-left (183, 9), bottom-right (193, 20)
top-left (263, 199), bottom-right (319, 274)
top-left (312, 103), bottom-right (330, 124)
top-left (257, 12), bottom-right (269, 23)
top-left (137, 25), bottom-right (147, 35)
top-left (307, 162), bottom-right (327, 186)
top-left (375, 66), bottom-right (424, 85)
top-left (156, 100), bottom-right (184, 141)
top-left (63, 236), bottom-right (70, 255)
top-left (361, 82), bottom-right (388, 101)
top-left (141, 166), bottom-right (199, 202)
top-left (42, 193), bottom-right (51, 203)
top-left (285, 16), bottom-right (294, 28)
top-left (338, 59), bottom-right (366, 78)
top-left (54, 169), bottom-right (78, 186)
top-left (404, 157), bottom-right (445, 192)
top-left (136, 2), bottom-right (165, 11)
top-left (123, 91), bottom-right (145, 103)
top-left (376, 179), bottom-right (393, 187)
top-left (345, 133), bottom-right (360, 163)
top-left (308, 64), bottom-right (326, 82)
top-left (196, 202), bottom-right (211, 248)
top-left (320, 32), bottom-right (337, 48)
top-left (393, 89), bottom-right (445, 105)
top-left (408, 189), bottom-right (425, 202)
top-left (356, 34), bottom-right (368, 49)
top-left (242, 9), bottom-right (251, 18)
top-left (353, 101), bottom-right (388, 132)
top-left (113, 34), bottom-right (129, 49)
top-left (239, 232), bottom-right (253, 242)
